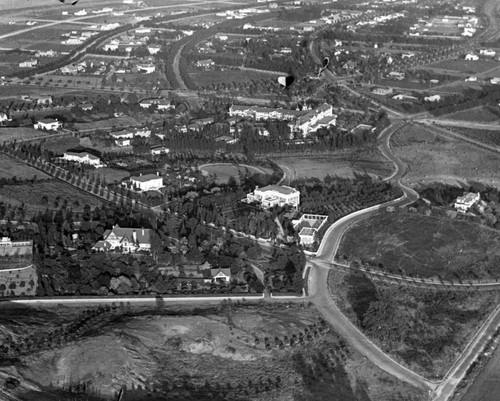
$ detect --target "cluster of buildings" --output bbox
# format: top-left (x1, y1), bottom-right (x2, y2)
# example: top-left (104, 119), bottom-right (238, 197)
top-left (34, 118), bottom-right (62, 131)
top-left (409, 14), bottom-right (479, 38)
top-left (61, 30), bottom-right (99, 46)
top-left (229, 103), bottom-right (337, 137)
top-left (110, 128), bottom-right (152, 146)
top-left (92, 225), bottom-right (152, 253)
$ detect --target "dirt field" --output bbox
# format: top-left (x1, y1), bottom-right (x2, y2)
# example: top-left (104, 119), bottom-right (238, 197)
top-left (392, 123), bottom-right (500, 188)
top-left (200, 163), bottom-right (274, 185)
top-left (191, 68), bottom-right (282, 87)
top-left (338, 212), bottom-right (500, 280)
top-left (274, 150), bottom-right (393, 181)
top-left (0, 153), bottom-right (50, 180)
top-left (0, 303), bottom-right (426, 401)
top-left (450, 127), bottom-right (500, 147)
top-left (0, 127), bottom-right (56, 144)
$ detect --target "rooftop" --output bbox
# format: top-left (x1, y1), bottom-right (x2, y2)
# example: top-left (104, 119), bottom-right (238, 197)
top-left (257, 185), bottom-right (298, 195)
top-left (130, 174), bottom-right (162, 182)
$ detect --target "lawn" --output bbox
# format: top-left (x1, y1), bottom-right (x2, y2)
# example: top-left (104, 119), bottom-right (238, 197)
top-left (0, 180), bottom-right (104, 216)
top-left (96, 167), bottom-right (130, 184)
top-left (40, 135), bottom-right (80, 154)
top-left (329, 268), bottom-right (499, 378)
top-left (441, 106), bottom-right (500, 123)
top-left (274, 150), bottom-right (393, 180)
top-left (392, 122), bottom-right (500, 188)
top-left (337, 212), bottom-right (500, 280)
top-left (199, 163), bottom-right (274, 185)
top-left (0, 153), bottom-right (51, 180)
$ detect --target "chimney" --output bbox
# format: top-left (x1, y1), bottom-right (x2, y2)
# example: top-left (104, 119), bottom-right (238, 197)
top-left (156, 171), bottom-right (159, 176)
top-left (142, 229), bottom-right (145, 236)
top-left (140, 173), bottom-right (142, 176)
top-left (132, 230), bottom-right (137, 243)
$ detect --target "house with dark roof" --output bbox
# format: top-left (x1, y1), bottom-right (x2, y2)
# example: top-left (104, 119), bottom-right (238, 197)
top-left (92, 225), bottom-right (152, 253)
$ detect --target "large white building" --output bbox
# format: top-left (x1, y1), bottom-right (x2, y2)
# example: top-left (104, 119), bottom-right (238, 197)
top-left (34, 119), bottom-right (61, 131)
top-left (92, 225), bottom-right (152, 253)
top-left (454, 192), bottom-right (480, 213)
top-left (292, 214), bottom-right (328, 245)
top-left (129, 173), bottom-right (164, 191)
top-left (61, 152), bottom-right (104, 168)
top-left (247, 185), bottom-right (300, 208)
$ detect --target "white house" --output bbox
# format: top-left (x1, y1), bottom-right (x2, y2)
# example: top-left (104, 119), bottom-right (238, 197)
top-left (491, 77), bottom-right (500, 85)
top-left (196, 59), bottom-right (215, 69)
top-left (151, 146), bottom-right (170, 155)
top-left (203, 268), bottom-right (231, 284)
top-left (147, 45), bottom-right (161, 55)
top-left (137, 64), bottom-right (155, 74)
top-left (115, 138), bottom-right (131, 147)
top-left (294, 103), bottom-right (336, 136)
top-left (465, 54), bottom-right (479, 61)
top-left (130, 173), bottom-right (164, 191)
top-left (0, 112), bottom-right (10, 125)
top-left (110, 130), bottom-right (134, 140)
top-left (36, 95), bottom-right (53, 106)
top-left (372, 87), bottom-right (393, 96)
top-left (19, 59), bottom-right (38, 68)
top-left (92, 225), bottom-right (152, 253)
top-left (61, 152), bottom-right (104, 167)
top-left (292, 214), bottom-right (328, 245)
top-left (465, 76), bottom-right (478, 82)
top-left (424, 94), bottom-right (441, 102)
top-left (480, 49), bottom-right (496, 57)
top-left (34, 119), bottom-right (61, 131)
top-left (247, 185), bottom-right (300, 209)
top-left (454, 192), bottom-right (480, 213)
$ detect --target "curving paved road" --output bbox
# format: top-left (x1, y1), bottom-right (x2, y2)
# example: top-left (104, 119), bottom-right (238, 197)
top-left (307, 122), bottom-right (436, 392)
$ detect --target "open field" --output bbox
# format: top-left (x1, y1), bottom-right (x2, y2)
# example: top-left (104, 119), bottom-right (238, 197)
top-left (328, 268), bottom-right (500, 378)
top-left (0, 180), bottom-right (104, 215)
top-left (0, 153), bottom-right (51, 180)
top-left (425, 59), bottom-right (499, 74)
top-left (392, 123), bottom-right (500, 188)
top-left (191, 68), bottom-right (281, 87)
top-left (274, 150), bottom-right (393, 180)
top-left (0, 303), bottom-right (426, 401)
top-left (96, 167), bottom-right (130, 184)
top-left (0, 127), bottom-right (57, 144)
top-left (449, 126), bottom-right (500, 147)
top-left (337, 212), bottom-right (500, 280)
top-left (441, 106), bottom-right (500, 123)
top-left (200, 163), bottom-right (274, 185)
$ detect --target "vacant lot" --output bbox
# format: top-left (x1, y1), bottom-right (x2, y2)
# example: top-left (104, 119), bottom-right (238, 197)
top-left (0, 303), bottom-right (425, 401)
top-left (96, 167), bottom-right (130, 183)
top-left (275, 150), bottom-right (393, 180)
top-left (329, 269), bottom-right (499, 378)
top-left (200, 163), bottom-right (274, 185)
top-left (0, 153), bottom-right (50, 180)
top-left (0, 127), bottom-right (55, 144)
top-left (338, 212), bottom-right (500, 280)
top-left (392, 123), bottom-right (500, 188)
top-left (441, 106), bottom-right (500, 123)
top-left (0, 180), bottom-right (104, 216)
top-left (191, 68), bottom-right (282, 88)
top-left (450, 126), bottom-right (500, 147)
top-left (426, 59), bottom-right (499, 74)
top-left (461, 342), bottom-right (500, 401)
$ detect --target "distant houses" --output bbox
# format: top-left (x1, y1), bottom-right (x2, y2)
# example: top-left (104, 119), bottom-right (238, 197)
top-left (19, 59), bottom-right (39, 68)
top-left (229, 103), bottom-right (336, 137)
top-left (247, 185), bottom-right (300, 209)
